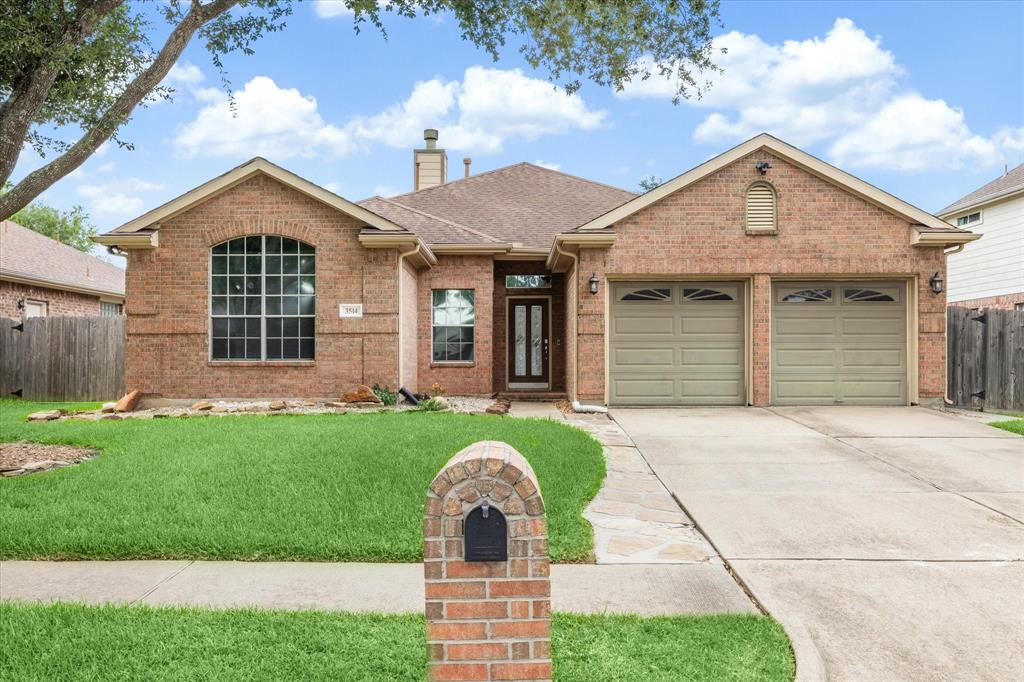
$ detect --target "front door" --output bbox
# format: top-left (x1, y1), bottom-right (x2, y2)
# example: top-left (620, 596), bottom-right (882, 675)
top-left (508, 298), bottom-right (550, 389)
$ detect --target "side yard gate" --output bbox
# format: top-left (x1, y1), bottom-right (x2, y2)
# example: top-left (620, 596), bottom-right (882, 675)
top-left (947, 307), bottom-right (1024, 412)
top-left (0, 316), bottom-right (125, 402)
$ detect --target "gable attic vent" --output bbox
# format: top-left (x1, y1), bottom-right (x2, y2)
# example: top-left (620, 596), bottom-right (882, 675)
top-left (745, 181), bottom-right (777, 234)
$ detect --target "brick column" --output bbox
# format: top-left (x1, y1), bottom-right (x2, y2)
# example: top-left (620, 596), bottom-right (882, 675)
top-left (751, 273), bottom-right (772, 406)
top-left (424, 441), bottom-right (551, 682)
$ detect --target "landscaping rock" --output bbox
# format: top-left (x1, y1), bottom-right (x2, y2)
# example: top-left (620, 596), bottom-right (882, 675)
top-left (485, 399), bottom-right (511, 416)
top-left (101, 413), bottom-right (122, 420)
top-left (27, 410), bottom-right (62, 421)
top-left (192, 401), bottom-right (214, 411)
top-left (325, 401), bottom-right (348, 408)
top-left (341, 384), bottom-right (382, 404)
top-left (210, 406), bottom-right (229, 413)
top-left (432, 396), bottom-right (451, 411)
top-left (269, 401), bottom-right (287, 411)
top-left (113, 389), bottom-right (142, 413)
top-left (100, 402), bottom-right (117, 413)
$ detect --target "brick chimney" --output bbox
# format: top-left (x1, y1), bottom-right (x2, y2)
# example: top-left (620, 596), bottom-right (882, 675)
top-left (414, 128), bottom-right (447, 191)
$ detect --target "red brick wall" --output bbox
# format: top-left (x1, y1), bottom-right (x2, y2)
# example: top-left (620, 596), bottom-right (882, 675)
top-left (124, 174), bottom-right (401, 399)
top-left (492, 262), bottom-right (565, 393)
top-left (950, 292), bottom-right (1024, 310)
top-left (573, 150), bottom-right (947, 405)
top-left (0, 280), bottom-right (104, 318)
top-left (417, 255), bottom-right (494, 396)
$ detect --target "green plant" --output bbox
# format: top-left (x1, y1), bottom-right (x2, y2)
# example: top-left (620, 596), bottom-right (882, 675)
top-left (371, 384), bottom-right (398, 406)
top-left (419, 397), bottom-right (445, 412)
top-left (429, 382), bottom-right (446, 397)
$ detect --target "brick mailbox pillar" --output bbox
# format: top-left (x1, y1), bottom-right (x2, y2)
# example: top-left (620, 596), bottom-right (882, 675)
top-left (424, 441), bottom-right (551, 682)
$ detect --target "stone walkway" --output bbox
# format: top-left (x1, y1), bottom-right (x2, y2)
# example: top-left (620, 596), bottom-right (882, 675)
top-left (509, 403), bottom-right (720, 565)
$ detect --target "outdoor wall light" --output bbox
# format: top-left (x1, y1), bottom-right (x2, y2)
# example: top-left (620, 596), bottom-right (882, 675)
top-left (588, 274), bottom-right (600, 295)
top-left (929, 271), bottom-right (944, 294)
top-left (755, 161), bottom-right (773, 175)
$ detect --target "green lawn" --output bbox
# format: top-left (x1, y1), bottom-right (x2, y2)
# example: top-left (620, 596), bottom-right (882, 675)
top-left (0, 399), bottom-right (604, 562)
top-left (0, 602), bottom-right (795, 682)
top-left (990, 419), bottom-right (1024, 435)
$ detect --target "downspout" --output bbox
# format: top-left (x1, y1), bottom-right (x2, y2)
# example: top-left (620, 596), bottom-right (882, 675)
top-left (554, 239), bottom-right (579, 402)
top-left (942, 243), bottom-right (965, 405)
top-left (397, 242), bottom-right (422, 394)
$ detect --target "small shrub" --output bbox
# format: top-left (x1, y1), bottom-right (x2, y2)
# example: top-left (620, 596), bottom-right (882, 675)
top-left (419, 397), bottom-right (445, 412)
top-left (371, 384), bottom-right (398, 406)
top-left (430, 382), bottom-right (446, 397)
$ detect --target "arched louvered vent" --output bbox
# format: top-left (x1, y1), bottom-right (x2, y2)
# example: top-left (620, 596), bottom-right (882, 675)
top-left (745, 182), bottom-right (777, 233)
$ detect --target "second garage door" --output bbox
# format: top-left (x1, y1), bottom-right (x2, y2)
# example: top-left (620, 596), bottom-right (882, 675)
top-left (772, 281), bottom-right (907, 405)
top-left (610, 282), bottom-right (745, 405)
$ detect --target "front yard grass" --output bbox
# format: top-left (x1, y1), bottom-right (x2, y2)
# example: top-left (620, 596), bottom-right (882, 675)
top-left (990, 419), bottom-right (1024, 436)
top-left (0, 602), bottom-right (795, 682)
top-left (0, 399), bottom-right (604, 562)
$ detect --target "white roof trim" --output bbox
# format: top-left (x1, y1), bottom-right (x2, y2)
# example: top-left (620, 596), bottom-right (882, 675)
top-left (104, 158), bottom-right (405, 235)
top-left (574, 133), bottom-right (961, 233)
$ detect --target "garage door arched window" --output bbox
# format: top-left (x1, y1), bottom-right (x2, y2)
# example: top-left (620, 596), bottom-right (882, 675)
top-left (210, 236), bottom-right (315, 361)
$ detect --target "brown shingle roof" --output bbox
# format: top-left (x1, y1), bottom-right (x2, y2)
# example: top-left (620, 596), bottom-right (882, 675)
top-left (0, 219), bottom-right (125, 297)
top-left (360, 163), bottom-right (636, 248)
top-left (939, 163), bottom-right (1024, 216)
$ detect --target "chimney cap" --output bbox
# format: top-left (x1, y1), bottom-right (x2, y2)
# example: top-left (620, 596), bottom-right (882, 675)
top-left (423, 128), bottom-right (439, 141)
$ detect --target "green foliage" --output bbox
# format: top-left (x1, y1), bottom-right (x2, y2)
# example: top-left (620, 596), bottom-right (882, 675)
top-left (990, 419), bottom-right (1024, 436)
top-left (7, 193), bottom-right (96, 251)
top-left (639, 175), bottom-right (664, 192)
top-left (371, 383), bottom-right (398, 406)
top-left (418, 397), bottom-right (446, 412)
top-left (0, 399), bottom-right (604, 562)
top-left (0, 603), bottom-right (794, 682)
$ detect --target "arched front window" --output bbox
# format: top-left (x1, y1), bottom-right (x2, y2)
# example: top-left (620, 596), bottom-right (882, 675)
top-left (210, 236), bottom-right (315, 361)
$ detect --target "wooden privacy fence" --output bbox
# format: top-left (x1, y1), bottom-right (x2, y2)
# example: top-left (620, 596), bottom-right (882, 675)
top-left (947, 307), bottom-right (1024, 412)
top-left (0, 316), bottom-right (125, 402)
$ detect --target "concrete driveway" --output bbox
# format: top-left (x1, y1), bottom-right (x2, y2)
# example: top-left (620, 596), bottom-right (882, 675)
top-left (612, 406), bottom-right (1024, 682)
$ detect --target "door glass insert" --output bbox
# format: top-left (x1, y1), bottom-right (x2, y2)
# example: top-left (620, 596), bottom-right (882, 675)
top-left (530, 305), bottom-right (542, 376)
top-left (683, 287), bottom-right (734, 301)
top-left (514, 305), bottom-right (526, 375)
top-left (843, 288), bottom-right (896, 302)
top-left (780, 288), bottom-right (832, 303)
top-left (621, 287), bottom-right (671, 302)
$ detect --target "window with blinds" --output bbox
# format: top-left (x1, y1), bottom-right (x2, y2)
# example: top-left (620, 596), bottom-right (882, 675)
top-left (745, 181), bottom-right (777, 233)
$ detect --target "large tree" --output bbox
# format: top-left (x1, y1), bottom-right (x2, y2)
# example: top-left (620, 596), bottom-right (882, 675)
top-left (0, 0), bottom-right (721, 220)
top-left (8, 194), bottom-right (97, 251)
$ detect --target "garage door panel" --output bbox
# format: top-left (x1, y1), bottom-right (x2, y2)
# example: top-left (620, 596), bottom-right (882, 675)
top-left (612, 346), bottom-right (675, 368)
top-left (613, 316), bottom-right (674, 335)
top-left (611, 281), bottom-right (745, 406)
top-left (775, 349), bottom-right (835, 368)
top-left (772, 281), bottom-right (906, 406)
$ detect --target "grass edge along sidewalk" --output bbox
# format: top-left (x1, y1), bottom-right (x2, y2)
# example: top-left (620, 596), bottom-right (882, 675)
top-left (0, 602), bottom-right (795, 682)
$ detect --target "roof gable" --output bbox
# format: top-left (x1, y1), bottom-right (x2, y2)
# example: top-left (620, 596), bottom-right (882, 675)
top-left (573, 133), bottom-right (964, 235)
top-left (102, 157), bottom-right (405, 237)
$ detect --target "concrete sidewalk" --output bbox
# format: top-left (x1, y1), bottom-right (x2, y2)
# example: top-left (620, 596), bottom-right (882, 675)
top-left (0, 560), bottom-right (756, 616)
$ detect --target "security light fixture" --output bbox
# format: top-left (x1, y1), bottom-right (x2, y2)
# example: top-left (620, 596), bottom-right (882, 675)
top-left (588, 274), bottom-right (600, 295)
top-left (929, 271), bottom-right (944, 294)
top-left (755, 161), bottom-right (773, 175)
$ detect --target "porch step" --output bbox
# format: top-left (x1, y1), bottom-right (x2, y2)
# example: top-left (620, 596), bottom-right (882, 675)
top-left (497, 391), bottom-right (567, 402)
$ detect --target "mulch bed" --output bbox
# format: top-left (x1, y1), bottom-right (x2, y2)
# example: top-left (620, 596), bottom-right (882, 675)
top-left (0, 443), bottom-right (98, 477)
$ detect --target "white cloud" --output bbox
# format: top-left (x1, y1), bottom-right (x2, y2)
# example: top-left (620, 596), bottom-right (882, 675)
top-left (312, 1), bottom-right (353, 18)
top-left (534, 159), bottom-right (560, 171)
top-left (174, 67), bottom-right (605, 161)
top-left (173, 76), bottom-right (354, 159)
top-left (77, 177), bottom-right (165, 218)
top-left (619, 18), bottom-right (1019, 171)
top-left (167, 62), bottom-right (205, 86)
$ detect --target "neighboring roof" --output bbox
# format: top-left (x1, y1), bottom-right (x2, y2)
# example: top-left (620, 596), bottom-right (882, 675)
top-left (97, 157), bottom-right (407, 243)
top-left (364, 163), bottom-right (636, 249)
top-left (938, 163), bottom-right (1024, 217)
top-left (572, 133), bottom-right (972, 240)
top-left (0, 219), bottom-right (125, 298)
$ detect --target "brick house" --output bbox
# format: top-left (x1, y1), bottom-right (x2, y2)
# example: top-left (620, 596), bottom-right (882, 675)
top-left (95, 133), bottom-right (978, 406)
top-left (1, 219), bottom-right (125, 319)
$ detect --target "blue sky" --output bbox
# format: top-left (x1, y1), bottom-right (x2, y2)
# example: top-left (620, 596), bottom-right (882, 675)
top-left (12, 0), bottom-right (1024, 251)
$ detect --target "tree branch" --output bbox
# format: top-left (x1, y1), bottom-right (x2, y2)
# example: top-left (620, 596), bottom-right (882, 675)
top-left (0, 0), bottom-right (240, 221)
top-left (0, 0), bottom-right (124, 185)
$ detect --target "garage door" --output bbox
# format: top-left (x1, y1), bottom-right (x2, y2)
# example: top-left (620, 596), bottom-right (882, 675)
top-left (772, 281), bottom-right (907, 405)
top-left (610, 282), bottom-right (745, 405)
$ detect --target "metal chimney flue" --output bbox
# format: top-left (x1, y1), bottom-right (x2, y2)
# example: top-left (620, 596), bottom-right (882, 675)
top-left (424, 128), bottom-right (439, 150)
top-left (464, 158), bottom-right (472, 178)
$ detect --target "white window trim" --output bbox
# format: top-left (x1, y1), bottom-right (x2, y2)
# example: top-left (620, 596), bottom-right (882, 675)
top-left (955, 210), bottom-right (983, 227)
top-left (431, 289), bottom-right (475, 364)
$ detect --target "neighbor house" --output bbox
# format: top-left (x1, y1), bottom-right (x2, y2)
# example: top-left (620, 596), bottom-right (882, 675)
top-left (938, 163), bottom-right (1024, 310)
top-left (95, 132), bottom-right (978, 407)
top-left (1, 219), bottom-right (125, 319)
